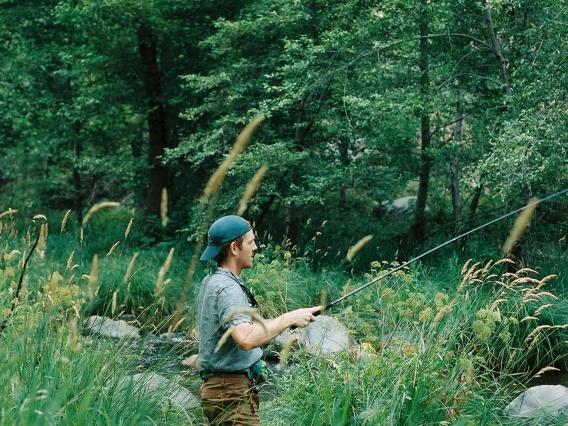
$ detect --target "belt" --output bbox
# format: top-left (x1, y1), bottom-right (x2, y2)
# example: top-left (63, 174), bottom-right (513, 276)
top-left (200, 369), bottom-right (250, 381)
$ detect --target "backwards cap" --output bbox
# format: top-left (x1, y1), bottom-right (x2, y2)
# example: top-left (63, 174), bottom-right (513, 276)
top-left (200, 215), bottom-right (252, 261)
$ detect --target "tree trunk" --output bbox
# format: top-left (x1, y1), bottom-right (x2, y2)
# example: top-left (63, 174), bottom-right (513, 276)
top-left (406, 0), bottom-right (432, 256)
top-left (481, 0), bottom-right (510, 95)
top-left (450, 81), bottom-right (464, 236)
top-left (137, 23), bottom-right (168, 218)
top-left (73, 125), bottom-right (83, 225)
top-left (285, 200), bottom-right (298, 249)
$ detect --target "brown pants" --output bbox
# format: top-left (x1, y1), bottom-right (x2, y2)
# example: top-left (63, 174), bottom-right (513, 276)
top-left (199, 373), bottom-right (260, 426)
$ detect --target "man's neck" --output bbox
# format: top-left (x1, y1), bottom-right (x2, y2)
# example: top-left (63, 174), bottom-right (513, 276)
top-left (217, 260), bottom-right (241, 277)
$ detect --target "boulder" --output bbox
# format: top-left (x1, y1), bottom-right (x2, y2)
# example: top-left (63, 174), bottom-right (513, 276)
top-left (116, 372), bottom-right (199, 411)
top-left (273, 315), bottom-right (356, 358)
top-left (84, 316), bottom-right (140, 339)
top-left (372, 196), bottom-right (430, 220)
top-left (504, 385), bottom-right (568, 418)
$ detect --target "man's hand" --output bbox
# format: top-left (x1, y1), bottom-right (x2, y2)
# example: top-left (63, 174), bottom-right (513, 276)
top-left (231, 306), bottom-right (322, 350)
top-left (286, 306), bottom-right (322, 328)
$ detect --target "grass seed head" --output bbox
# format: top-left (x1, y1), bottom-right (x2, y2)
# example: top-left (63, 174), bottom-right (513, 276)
top-left (124, 217), bottom-right (133, 239)
top-left (346, 235), bottom-right (373, 261)
top-left (111, 291), bottom-right (118, 316)
top-left (201, 115), bottom-right (264, 200)
top-left (69, 318), bottom-right (81, 352)
top-left (60, 210), bottom-right (71, 234)
top-left (0, 209), bottom-right (17, 221)
top-left (163, 248), bottom-right (175, 273)
top-left (237, 164), bottom-right (268, 215)
top-left (502, 197), bottom-right (538, 254)
top-left (161, 188), bottom-right (169, 227)
top-left (155, 267), bottom-right (167, 297)
top-left (124, 252), bottom-right (139, 284)
top-left (88, 254), bottom-right (99, 301)
top-left (106, 241), bottom-right (120, 256)
top-left (82, 201), bottom-right (121, 226)
top-left (278, 338), bottom-right (296, 368)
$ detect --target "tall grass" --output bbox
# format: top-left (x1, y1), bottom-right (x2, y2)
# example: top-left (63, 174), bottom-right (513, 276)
top-left (1, 207), bottom-right (567, 425)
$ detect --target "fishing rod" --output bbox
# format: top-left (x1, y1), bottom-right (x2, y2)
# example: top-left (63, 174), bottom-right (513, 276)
top-left (316, 187), bottom-right (568, 315)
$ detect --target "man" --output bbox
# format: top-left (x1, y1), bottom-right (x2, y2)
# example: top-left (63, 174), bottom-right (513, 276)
top-left (197, 215), bottom-right (320, 425)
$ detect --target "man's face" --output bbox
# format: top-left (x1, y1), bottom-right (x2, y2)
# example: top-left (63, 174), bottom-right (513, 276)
top-left (236, 229), bottom-right (257, 270)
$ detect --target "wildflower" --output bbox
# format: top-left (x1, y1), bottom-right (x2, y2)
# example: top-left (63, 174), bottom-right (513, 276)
top-left (434, 292), bottom-right (449, 308)
top-left (381, 287), bottom-right (395, 301)
top-left (419, 307), bottom-right (433, 322)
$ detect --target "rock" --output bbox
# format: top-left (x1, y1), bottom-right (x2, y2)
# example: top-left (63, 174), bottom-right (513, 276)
top-left (84, 316), bottom-right (140, 339)
top-left (372, 196), bottom-right (430, 220)
top-left (504, 385), bottom-right (568, 418)
top-left (273, 315), bottom-right (356, 358)
top-left (116, 372), bottom-right (199, 411)
top-left (301, 316), bottom-right (356, 356)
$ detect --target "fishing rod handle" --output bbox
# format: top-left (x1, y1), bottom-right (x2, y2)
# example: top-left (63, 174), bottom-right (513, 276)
top-left (289, 302), bottom-right (332, 329)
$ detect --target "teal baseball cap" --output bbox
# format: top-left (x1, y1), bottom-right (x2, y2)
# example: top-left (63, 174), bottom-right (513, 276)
top-left (200, 215), bottom-right (252, 261)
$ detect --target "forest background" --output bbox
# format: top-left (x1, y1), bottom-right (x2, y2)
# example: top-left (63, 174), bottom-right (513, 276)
top-left (1, 0), bottom-right (568, 424)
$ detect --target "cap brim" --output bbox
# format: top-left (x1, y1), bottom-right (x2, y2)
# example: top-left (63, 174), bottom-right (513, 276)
top-left (200, 244), bottom-right (223, 261)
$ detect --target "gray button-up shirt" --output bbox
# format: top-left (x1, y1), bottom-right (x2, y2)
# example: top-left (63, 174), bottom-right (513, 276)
top-left (197, 267), bottom-right (263, 372)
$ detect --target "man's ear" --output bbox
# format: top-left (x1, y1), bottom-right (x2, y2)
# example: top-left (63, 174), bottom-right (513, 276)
top-left (228, 241), bottom-right (238, 255)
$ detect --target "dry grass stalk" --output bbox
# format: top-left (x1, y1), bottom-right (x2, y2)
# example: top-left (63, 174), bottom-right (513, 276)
top-left (526, 324), bottom-right (568, 349)
top-left (516, 267), bottom-right (538, 275)
top-left (489, 298), bottom-right (508, 311)
top-left (0, 208), bottom-right (18, 220)
top-left (524, 325), bottom-right (553, 343)
top-left (124, 217), bottom-right (133, 239)
top-left (88, 255), bottom-right (99, 301)
top-left (221, 307), bottom-right (267, 329)
top-left (520, 316), bottom-right (538, 322)
top-left (201, 115), bottom-right (265, 200)
top-left (502, 197), bottom-right (538, 254)
top-left (111, 291), bottom-right (118, 316)
top-left (155, 267), bottom-right (167, 297)
top-left (237, 164), bottom-right (269, 215)
top-left (215, 327), bottom-right (235, 353)
top-left (82, 201), bottom-right (121, 226)
top-left (60, 210), bottom-right (71, 234)
top-left (532, 366), bottom-right (560, 378)
top-left (170, 316), bottom-right (186, 333)
top-left (161, 188), bottom-right (169, 227)
top-left (346, 235), bottom-right (373, 261)
top-left (278, 338), bottom-right (296, 368)
top-left (155, 248), bottom-right (175, 297)
top-left (481, 260), bottom-right (494, 275)
top-left (69, 318), bottom-right (81, 352)
top-left (123, 252), bottom-right (139, 285)
top-left (163, 248), bottom-right (175, 273)
top-left (37, 223), bottom-right (48, 252)
top-left (319, 290), bottom-right (328, 313)
top-left (107, 241), bottom-right (120, 257)
top-left (214, 307), bottom-right (268, 352)
top-left (460, 259), bottom-right (473, 275)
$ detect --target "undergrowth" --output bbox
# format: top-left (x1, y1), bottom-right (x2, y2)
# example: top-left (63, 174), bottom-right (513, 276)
top-left (0, 207), bottom-right (567, 425)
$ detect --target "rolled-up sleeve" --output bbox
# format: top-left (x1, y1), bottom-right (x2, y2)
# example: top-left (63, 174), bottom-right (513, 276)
top-left (218, 284), bottom-right (253, 329)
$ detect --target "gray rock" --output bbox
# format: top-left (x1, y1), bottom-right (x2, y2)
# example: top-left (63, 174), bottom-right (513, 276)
top-left (372, 196), bottom-right (430, 220)
top-left (116, 372), bottom-right (199, 411)
top-left (84, 315), bottom-right (140, 339)
top-left (505, 385), bottom-right (568, 418)
top-left (274, 315), bottom-right (356, 358)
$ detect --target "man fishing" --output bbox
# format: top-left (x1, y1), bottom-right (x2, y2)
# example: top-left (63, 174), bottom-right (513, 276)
top-left (197, 215), bottom-right (321, 425)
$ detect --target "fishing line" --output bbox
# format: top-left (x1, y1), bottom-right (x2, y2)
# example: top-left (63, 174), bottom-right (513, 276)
top-left (318, 187), bottom-right (568, 314)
